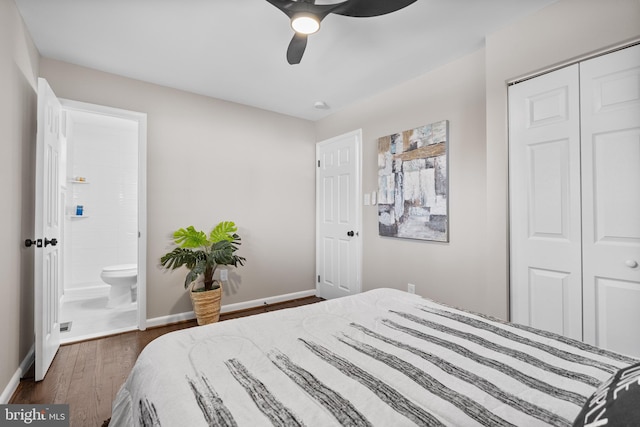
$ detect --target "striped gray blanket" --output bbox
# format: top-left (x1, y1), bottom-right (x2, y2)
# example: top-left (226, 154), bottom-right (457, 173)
top-left (109, 288), bottom-right (637, 426)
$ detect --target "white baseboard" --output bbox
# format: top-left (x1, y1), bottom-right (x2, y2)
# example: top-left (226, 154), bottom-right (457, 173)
top-left (220, 289), bottom-right (317, 313)
top-left (1, 344), bottom-right (35, 404)
top-left (146, 288), bottom-right (317, 329)
top-left (146, 311), bottom-right (196, 328)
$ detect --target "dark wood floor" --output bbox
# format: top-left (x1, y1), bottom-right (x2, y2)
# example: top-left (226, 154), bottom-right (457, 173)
top-left (10, 296), bottom-right (324, 427)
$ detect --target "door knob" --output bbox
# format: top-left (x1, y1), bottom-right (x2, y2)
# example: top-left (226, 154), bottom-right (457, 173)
top-left (44, 238), bottom-right (58, 247)
top-left (625, 260), bottom-right (638, 269)
top-left (25, 238), bottom-right (42, 248)
top-left (347, 231), bottom-right (355, 237)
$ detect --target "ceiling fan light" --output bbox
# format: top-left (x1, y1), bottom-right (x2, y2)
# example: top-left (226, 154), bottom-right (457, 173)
top-left (291, 14), bottom-right (320, 35)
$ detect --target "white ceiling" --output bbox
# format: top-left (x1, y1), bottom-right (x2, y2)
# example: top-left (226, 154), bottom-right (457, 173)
top-left (15, 0), bottom-right (556, 121)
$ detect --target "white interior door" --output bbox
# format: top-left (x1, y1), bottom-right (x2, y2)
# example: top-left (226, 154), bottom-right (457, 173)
top-left (508, 65), bottom-right (583, 339)
top-left (580, 45), bottom-right (640, 356)
top-left (316, 130), bottom-right (362, 299)
top-left (35, 78), bottom-right (63, 381)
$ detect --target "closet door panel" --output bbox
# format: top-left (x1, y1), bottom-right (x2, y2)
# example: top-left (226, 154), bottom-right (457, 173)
top-left (527, 268), bottom-right (572, 335)
top-left (581, 45), bottom-right (640, 355)
top-left (508, 65), bottom-right (583, 339)
top-left (593, 278), bottom-right (640, 357)
top-left (591, 130), bottom-right (640, 244)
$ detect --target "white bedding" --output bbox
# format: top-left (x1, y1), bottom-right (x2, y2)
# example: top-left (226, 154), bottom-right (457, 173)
top-left (109, 288), bottom-right (637, 426)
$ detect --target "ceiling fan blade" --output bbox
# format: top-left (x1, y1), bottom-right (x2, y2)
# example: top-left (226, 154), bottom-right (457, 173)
top-left (287, 33), bottom-right (308, 65)
top-left (332, 0), bottom-right (418, 17)
top-left (264, 0), bottom-right (301, 17)
top-left (265, 0), bottom-right (335, 20)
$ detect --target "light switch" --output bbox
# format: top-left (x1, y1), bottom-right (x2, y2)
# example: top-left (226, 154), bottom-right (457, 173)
top-left (371, 191), bottom-right (377, 205)
top-left (220, 269), bottom-right (228, 281)
top-left (364, 193), bottom-right (371, 206)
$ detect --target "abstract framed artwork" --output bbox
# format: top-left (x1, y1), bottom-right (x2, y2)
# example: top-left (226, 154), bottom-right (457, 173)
top-left (377, 120), bottom-right (449, 242)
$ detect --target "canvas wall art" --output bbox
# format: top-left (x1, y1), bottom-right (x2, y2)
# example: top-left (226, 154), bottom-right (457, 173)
top-left (378, 120), bottom-right (449, 241)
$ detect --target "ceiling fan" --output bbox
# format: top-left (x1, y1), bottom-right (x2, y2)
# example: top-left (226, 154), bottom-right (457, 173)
top-left (265, 0), bottom-right (418, 64)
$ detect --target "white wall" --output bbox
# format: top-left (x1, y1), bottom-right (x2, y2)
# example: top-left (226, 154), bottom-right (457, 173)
top-left (40, 58), bottom-right (318, 319)
top-left (64, 119), bottom-right (138, 290)
top-left (316, 0), bottom-right (640, 319)
top-left (316, 49), bottom-right (490, 314)
top-left (0, 0), bottom-right (39, 402)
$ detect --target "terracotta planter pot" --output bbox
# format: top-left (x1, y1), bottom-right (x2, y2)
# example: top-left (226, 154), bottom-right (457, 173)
top-left (189, 282), bottom-right (222, 325)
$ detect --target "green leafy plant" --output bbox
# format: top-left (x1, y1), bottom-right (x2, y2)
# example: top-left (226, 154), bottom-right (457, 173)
top-left (160, 221), bottom-right (246, 291)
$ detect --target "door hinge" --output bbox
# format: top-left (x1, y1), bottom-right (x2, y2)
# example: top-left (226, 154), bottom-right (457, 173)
top-left (317, 160), bottom-right (320, 167)
top-left (317, 275), bottom-right (320, 283)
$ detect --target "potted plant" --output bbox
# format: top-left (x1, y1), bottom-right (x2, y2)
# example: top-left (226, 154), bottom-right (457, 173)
top-left (160, 221), bottom-right (246, 325)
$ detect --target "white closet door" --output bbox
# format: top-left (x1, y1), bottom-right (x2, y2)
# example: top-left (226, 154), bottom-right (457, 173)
top-left (580, 45), bottom-right (640, 356)
top-left (508, 65), bottom-right (583, 339)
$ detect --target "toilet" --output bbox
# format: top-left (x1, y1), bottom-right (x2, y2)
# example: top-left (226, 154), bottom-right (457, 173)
top-left (101, 264), bottom-right (137, 308)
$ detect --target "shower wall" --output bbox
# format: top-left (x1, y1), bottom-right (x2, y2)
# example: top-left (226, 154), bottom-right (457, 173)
top-left (63, 116), bottom-right (138, 293)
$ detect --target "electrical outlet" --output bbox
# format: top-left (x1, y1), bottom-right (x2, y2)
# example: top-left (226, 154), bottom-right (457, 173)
top-left (220, 269), bottom-right (228, 281)
top-left (407, 283), bottom-right (415, 294)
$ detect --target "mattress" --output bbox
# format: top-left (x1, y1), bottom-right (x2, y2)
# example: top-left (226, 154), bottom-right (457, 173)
top-left (109, 288), bottom-right (638, 426)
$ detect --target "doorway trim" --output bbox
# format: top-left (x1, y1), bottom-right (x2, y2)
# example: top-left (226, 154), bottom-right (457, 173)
top-left (59, 99), bottom-right (148, 332)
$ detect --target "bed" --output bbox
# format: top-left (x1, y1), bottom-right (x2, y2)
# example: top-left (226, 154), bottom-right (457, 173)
top-left (109, 288), bottom-right (639, 426)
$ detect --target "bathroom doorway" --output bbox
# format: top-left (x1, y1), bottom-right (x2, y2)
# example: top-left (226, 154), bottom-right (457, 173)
top-left (58, 99), bottom-right (147, 343)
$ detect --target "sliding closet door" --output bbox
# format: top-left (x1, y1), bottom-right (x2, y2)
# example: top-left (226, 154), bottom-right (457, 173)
top-left (508, 65), bottom-right (583, 339)
top-left (580, 45), bottom-right (640, 356)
